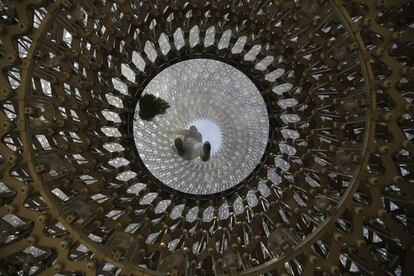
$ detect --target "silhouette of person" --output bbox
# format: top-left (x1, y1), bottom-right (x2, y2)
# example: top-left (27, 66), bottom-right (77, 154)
top-left (137, 94), bottom-right (170, 121)
top-left (173, 126), bottom-right (211, 161)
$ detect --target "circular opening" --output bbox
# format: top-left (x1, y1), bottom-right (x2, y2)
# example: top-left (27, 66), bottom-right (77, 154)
top-left (133, 59), bottom-right (269, 195)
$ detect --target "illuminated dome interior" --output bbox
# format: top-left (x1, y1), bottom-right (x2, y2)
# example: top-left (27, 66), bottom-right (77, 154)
top-left (133, 59), bottom-right (269, 195)
top-left (0, 0), bottom-right (412, 275)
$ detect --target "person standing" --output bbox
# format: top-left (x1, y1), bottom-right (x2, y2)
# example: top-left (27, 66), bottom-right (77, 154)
top-left (173, 126), bottom-right (211, 161)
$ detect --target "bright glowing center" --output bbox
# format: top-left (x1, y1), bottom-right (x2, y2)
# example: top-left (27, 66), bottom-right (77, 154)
top-left (133, 59), bottom-right (269, 195)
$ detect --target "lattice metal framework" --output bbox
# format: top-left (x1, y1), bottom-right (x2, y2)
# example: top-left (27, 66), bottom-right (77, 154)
top-left (0, 0), bottom-right (413, 275)
top-left (133, 58), bottom-right (270, 196)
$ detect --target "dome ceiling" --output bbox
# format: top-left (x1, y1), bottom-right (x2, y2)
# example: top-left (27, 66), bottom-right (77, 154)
top-left (0, 0), bottom-right (413, 275)
top-left (133, 58), bottom-right (269, 196)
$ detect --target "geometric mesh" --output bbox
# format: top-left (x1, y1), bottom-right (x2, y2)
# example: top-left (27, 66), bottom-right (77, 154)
top-left (133, 59), bottom-right (269, 195)
top-left (0, 1), bottom-right (412, 275)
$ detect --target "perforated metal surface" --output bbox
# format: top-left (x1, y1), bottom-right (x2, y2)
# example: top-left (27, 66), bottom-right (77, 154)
top-left (0, 0), bottom-right (413, 275)
top-left (133, 58), bottom-right (269, 196)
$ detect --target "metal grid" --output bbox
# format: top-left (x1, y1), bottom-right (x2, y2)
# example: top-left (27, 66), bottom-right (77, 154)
top-left (0, 0), bottom-right (412, 275)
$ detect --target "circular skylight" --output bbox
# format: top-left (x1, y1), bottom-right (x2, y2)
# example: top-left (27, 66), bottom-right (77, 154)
top-left (133, 59), bottom-right (269, 195)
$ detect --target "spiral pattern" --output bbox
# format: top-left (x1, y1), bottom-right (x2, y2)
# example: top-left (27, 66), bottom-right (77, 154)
top-left (0, 0), bottom-right (412, 275)
top-left (133, 58), bottom-right (269, 195)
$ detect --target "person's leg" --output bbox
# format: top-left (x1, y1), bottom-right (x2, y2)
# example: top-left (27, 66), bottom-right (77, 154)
top-left (200, 142), bottom-right (211, 161)
top-left (175, 138), bottom-right (185, 156)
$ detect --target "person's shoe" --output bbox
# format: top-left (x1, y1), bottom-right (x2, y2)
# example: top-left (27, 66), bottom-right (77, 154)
top-left (201, 142), bottom-right (211, 161)
top-left (175, 138), bottom-right (185, 156)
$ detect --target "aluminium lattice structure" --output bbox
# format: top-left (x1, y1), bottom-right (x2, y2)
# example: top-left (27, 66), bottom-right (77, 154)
top-left (0, 0), bottom-right (413, 275)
